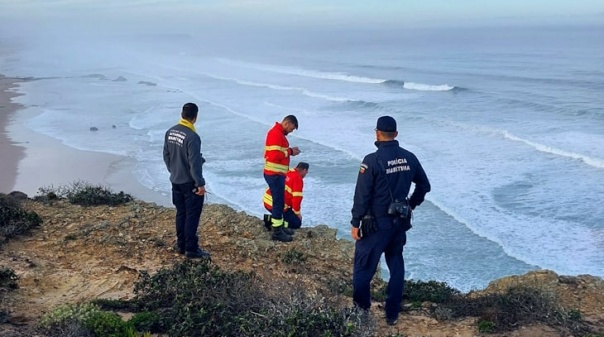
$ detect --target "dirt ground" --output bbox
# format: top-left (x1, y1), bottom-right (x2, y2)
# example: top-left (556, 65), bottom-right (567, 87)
top-left (1, 199), bottom-right (602, 337)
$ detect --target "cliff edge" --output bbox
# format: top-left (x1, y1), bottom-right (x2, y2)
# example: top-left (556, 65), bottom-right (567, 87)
top-left (1, 196), bottom-right (602, 336)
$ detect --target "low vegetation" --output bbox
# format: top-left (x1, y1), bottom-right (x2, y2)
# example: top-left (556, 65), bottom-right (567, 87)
top-left (435, 285), bottom-right (591, 335)
top-left (0, 193), bottom-right (35, 325)
top-left (404, 279), bottom-right (462, 303)
top-left (0, 267), bottom-right (19, 324)
top-left (370, 278), bottom-right (596, 336)
top-left (38, 303), bottom-right (151, 337)
top-left (0, 193), bottom-right (42, 245)
top-left (36, 181), bottom-right (132, 206)
top-left (88, 259), bottom-right (375, 337)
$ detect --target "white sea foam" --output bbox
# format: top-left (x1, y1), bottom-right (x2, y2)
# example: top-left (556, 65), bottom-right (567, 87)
top-left (197, 72), bottom-right (354, 102)
top-left (502, 131), bottom-right (604, 169)
top-left (217, 58), bottom-right (386, 84)
top-left (403, 82), bottom-right (455, 91)
top-left (217, 58), bottom-right (456, 92)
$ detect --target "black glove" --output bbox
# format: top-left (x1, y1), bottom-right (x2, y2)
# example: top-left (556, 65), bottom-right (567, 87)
top-left (359, 215), bottom-right (377, 238)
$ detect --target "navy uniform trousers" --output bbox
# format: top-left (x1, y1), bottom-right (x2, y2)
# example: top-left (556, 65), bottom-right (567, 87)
top-left (172, 181), bottom-right (204, 252)
top-left (353, 215), bottom-right (408, 321)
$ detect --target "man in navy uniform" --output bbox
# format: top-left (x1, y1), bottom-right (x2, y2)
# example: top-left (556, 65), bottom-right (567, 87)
top-left (350, 115), bottom-right (431, 325)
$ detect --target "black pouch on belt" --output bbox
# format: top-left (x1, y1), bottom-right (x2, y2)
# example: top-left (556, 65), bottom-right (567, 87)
top-left (359, 214), bottom-right (377, 238)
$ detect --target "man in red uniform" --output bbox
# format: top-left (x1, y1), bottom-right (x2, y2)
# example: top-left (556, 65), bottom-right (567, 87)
top-left (263, 115), bottom-right (301, 242)
top-left (263, 162), bottom-right (309, 230)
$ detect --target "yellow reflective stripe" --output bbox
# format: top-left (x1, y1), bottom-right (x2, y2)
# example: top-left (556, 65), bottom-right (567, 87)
top-left (263, 193), bottom-right (273, 206)
top-left (271, 217), bottom-right (284, 227)
top-left (285, 185), bottom-right (302, 196)
top-left (264, 145), bottom-right (288, 152)
top-left (265, 145), bottom-right (289, 157)
top-left (264, 168), bottom-right (288, 174)
top-left (264, 162), bottom-right (288, 173)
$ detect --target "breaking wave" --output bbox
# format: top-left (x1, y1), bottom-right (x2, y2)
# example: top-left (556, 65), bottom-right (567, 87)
top-left (217, 58), bottom-right (457, 91)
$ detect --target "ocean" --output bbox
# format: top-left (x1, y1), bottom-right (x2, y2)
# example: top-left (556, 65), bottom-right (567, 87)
top-left (1, 25), bottom-right (603, 292)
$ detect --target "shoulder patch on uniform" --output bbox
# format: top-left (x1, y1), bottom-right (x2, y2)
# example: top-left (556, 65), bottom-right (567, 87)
top-left (359, 163), bottom-right (368, 174)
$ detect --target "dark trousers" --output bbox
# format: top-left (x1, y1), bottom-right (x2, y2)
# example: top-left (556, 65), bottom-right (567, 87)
top-left (264, 174), bottom-right (285, 221)
top-left (353, 216), bottom-right (408, 321)
top-left (263, 207), bottom-right (302, 229)
top-left (283, 208), bottom-right (302, 229)
top-left (172, 181), bottom-right (204, 252)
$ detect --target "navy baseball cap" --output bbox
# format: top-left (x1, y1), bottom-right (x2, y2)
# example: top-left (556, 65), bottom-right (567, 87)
top-left (375, 116), bottom-right (397, 132)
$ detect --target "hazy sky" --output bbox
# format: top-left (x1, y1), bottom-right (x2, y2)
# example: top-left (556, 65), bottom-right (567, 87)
top-left (1, 0), bottom-right (603, 35)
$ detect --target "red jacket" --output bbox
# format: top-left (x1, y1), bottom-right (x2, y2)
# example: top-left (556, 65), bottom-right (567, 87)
top-left (285, 168), bottom-right (304, 215)
top-left (263, 122), bottom-right (291, 175)
top-left (263, 168), bottom-right (304, 214)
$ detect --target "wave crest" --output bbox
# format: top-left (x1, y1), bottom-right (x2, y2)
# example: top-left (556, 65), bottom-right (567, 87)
top-left (502, 131), bottom-right (604, 169)
top-left (403, 82), bottom-right (455, 91)
top-left (217, 58), bottom-right (458, 91)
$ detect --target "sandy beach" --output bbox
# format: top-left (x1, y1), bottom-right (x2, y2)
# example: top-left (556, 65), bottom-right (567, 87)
top-left (0, 75), bottom-right (25, 193)
top-left (1, 73), bottom-right (171, 205)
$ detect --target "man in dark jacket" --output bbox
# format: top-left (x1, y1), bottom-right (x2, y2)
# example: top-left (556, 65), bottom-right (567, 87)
top-left (163, 102), bottom-right (210, 259)
top-left (350, 115), bottom-right (431, 326)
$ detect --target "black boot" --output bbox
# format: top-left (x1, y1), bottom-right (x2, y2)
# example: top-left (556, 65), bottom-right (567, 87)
top-left (283, 221), bottom-right (294, 235)
top-left (185, 248), bottom-right (211, 259)
top-left (271, 226), bottom-right (293, 242)
top-left (263, 214), bottom-right (272, 231)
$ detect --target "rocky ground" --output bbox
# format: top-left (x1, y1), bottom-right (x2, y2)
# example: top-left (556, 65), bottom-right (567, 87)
top-left (1, 197), bottom-right (603, 337)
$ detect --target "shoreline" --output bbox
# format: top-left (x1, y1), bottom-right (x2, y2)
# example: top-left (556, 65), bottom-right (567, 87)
top-left (0, 74), bottom-right (25, 193)
top-left (2, 74), bottom-right (172, 205)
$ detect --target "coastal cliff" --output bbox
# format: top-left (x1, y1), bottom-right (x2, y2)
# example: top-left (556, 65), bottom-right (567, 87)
top-left (1, 193), bottom-right (603, 337)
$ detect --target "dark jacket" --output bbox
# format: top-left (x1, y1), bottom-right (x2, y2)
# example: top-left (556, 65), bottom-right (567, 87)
top-left (163, 123), bottom-right (206, 187)
top-left (351, 140), bottom-right (431, 227)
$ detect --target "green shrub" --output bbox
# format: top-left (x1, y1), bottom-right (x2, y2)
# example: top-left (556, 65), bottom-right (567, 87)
top-left (0, 193), bottom-right (42, 243)
top-left (84, 310), bottom-right (129, 337)
top-left (404, 279), bottom-right (461, 303)
top-left (38, 303), bottom-right (132, 337)
top-left (282, 248), bottom-right (306, 264)
top-left (39, 303), bottom-right (99, 336)
top-left (477, 320), bottom-right (496, 333)
top-left (441, 286), bottom-right (591, 335)
top-left (37, 181), bottom-right (132, 206)
top-left (125, 259), bottom-right (374, 337)
top-left (371, 284), bottom-right (387, 302)
top-left (410, 301), bottom-right (422, 309)
top-left (128, 311), bottom-right (163, 333)
top-left (568, 309), bottom-right (582, 321)
top-left (68, 186), bottom-right (132, 206)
